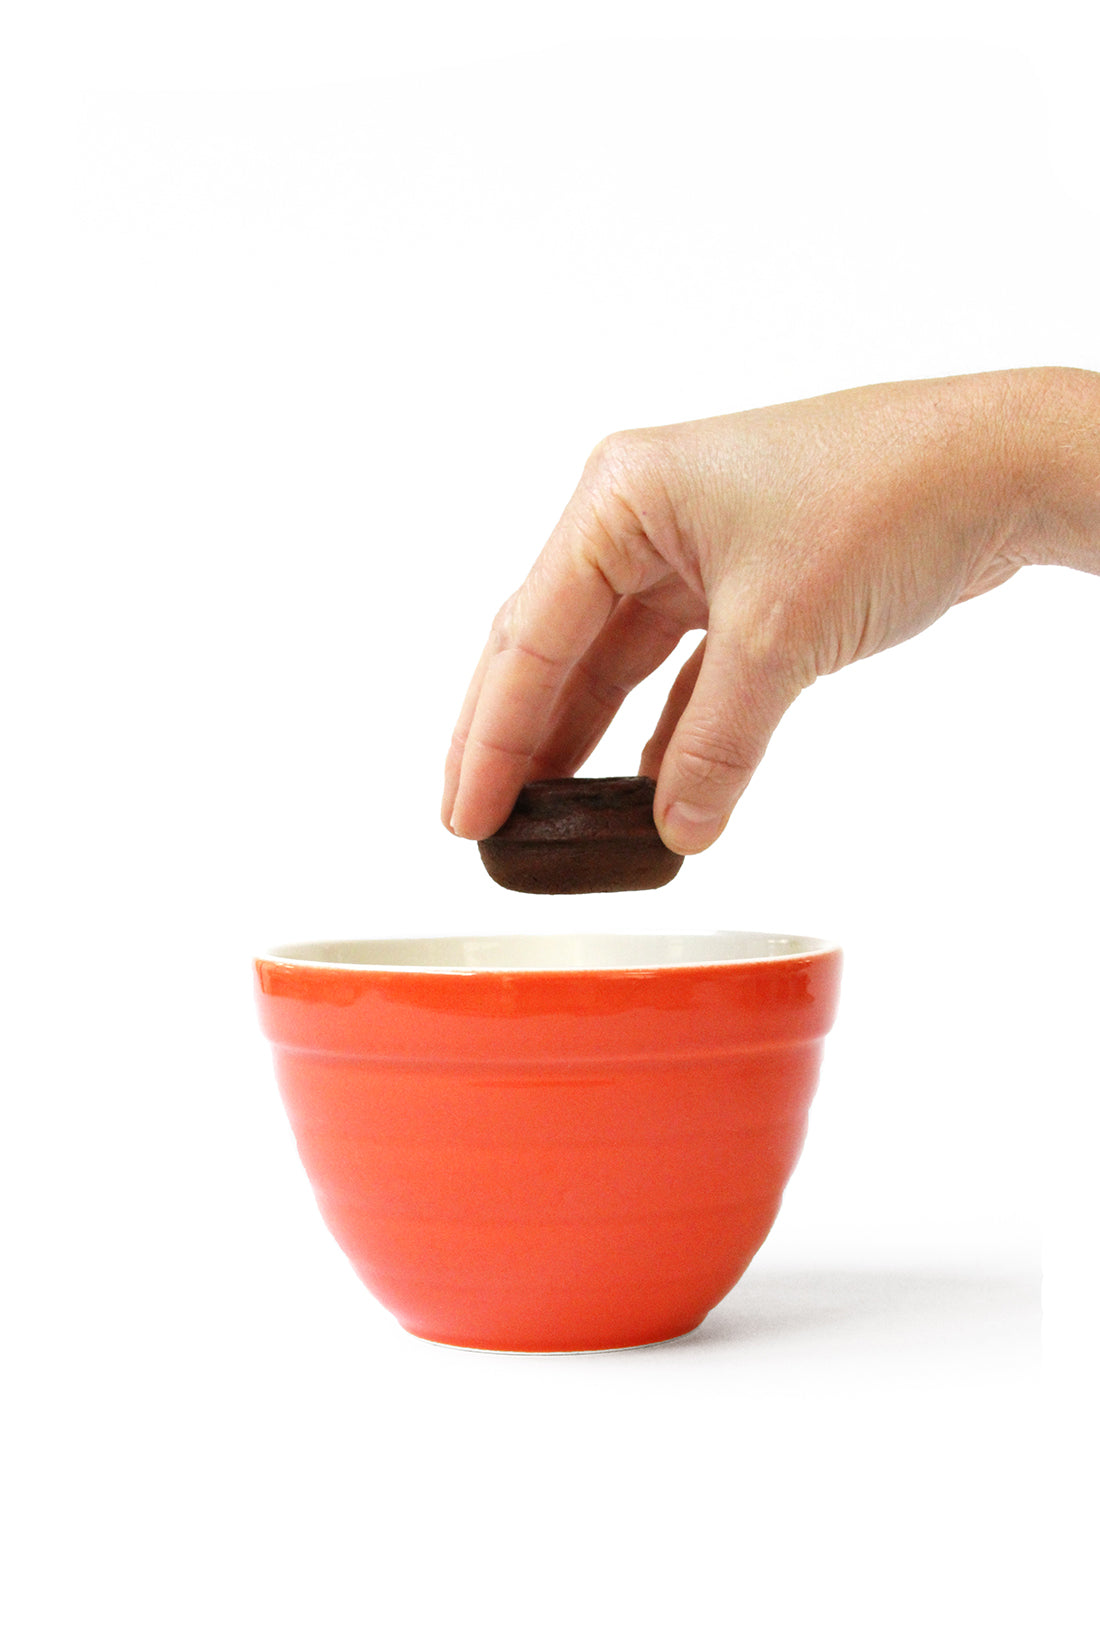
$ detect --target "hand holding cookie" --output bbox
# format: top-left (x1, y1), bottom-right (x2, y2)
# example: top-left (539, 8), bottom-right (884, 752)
top-left (444, 368), bottom-right (1100, 871)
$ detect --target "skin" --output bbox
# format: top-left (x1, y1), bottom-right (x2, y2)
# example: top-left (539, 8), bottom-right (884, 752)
top-left (443, 366), bottom-right (1100, 855)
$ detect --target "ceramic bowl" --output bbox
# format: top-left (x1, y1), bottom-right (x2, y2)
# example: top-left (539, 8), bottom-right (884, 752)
top-left (254, 933), bottom-right (842, 1352)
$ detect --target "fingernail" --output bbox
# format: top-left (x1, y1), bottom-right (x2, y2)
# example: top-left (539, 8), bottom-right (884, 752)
top-left (448, 800), bottom-right (475, 840)
top-left (662, 800), bottom-right (721, 854)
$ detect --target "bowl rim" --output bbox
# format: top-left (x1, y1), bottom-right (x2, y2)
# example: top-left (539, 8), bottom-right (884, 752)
top-left (254, 931), bottom-right (841, 975)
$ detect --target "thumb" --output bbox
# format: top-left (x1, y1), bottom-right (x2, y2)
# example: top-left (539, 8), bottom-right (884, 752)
top-left (648, 610), bottom-right (809, 855)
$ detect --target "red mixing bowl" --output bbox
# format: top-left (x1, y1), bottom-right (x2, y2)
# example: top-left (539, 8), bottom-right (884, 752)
top-left (254, 933), bottom-right (842, 1352)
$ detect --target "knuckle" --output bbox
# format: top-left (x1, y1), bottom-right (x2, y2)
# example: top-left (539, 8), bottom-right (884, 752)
top-left (583, 428), bottom-right (670, 512)
top-left (573, 657), bottom-right (627, 713)
top-left (469, 729), bottom-right (536, 761)
top-left (675, 729), bottom-right (756, 790)
top-left (741, 587), bottom-right (800, 661)
top-left (735, 593), bottom-right (816, 696)
top-left (576, 430), bottom-right (673, 597)
top-left (488, 591), bottom-right (521, 650)
top-left (584, 427), bottom-right (646, 482)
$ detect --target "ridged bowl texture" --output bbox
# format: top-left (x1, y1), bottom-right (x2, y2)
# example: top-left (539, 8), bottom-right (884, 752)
top-left (254, 933), bottom-right (842, 1352)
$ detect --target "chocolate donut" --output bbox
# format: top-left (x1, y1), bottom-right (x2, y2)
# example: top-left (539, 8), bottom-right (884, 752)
top-left (478, 776), bottom-right (683, 895)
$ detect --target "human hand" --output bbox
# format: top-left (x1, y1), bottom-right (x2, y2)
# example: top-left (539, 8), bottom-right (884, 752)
top-left (443, 367), bottom-right (1100, 856)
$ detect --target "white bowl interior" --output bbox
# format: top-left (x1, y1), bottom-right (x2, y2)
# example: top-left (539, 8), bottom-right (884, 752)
top-left (260, 932), bottom-right (834, 972)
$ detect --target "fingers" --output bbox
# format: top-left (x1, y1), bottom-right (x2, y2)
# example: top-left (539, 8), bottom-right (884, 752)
top-left (445, 549), bottom-right (621, 840)
top-left (441, 633), bottom-right (498, 832)
top-left (530, 594), bottom-right (694, 781)
top-left (648, 608), bottom-right (809, 855)
top-left (638, 637), bottom-right (706, 780)
top-left (445, 451), bottom-right (676, 841)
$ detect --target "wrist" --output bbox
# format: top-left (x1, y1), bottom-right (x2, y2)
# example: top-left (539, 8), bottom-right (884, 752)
top-left (997, 366), bottom-right (1100, 575)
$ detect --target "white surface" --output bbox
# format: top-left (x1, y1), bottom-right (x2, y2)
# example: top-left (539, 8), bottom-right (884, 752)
top-left (3, 5), bottom-right (1096, 1645)
top-left (261, 931), bottom-right (834, 968)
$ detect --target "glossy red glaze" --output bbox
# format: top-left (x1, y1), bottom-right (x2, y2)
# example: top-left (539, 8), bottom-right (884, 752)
top-left (254, 936), bottom-right (842, 1352)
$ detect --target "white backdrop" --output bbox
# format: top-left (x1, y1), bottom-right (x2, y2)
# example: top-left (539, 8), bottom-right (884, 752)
top-left (4, 5), bottom-right (1097, 1646)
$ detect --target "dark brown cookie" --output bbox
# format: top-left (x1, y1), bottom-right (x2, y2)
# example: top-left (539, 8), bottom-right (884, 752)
top-left (478, 776), bottom-right (683, 894)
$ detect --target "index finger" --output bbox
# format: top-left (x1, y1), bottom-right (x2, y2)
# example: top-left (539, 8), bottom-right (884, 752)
top-left (446, 537), bottom-right (619, 840)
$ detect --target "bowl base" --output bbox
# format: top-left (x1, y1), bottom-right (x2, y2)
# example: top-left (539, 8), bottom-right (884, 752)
top-left (404, 1316), bottom-right (709, 1355)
